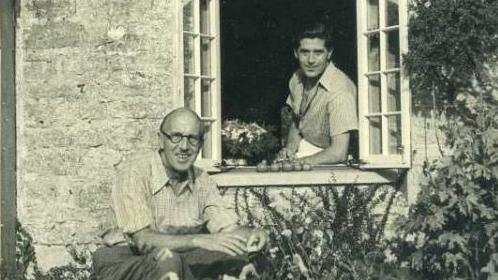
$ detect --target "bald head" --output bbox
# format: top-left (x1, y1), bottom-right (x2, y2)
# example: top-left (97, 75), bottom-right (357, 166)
top-left (158, 108), bottom-right (204, 174)
top-left (160, 108), bottom-right (203, 136)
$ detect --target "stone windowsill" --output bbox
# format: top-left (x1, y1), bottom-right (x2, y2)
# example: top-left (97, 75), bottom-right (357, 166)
top-left (208, 165), bottom-right (403, 188)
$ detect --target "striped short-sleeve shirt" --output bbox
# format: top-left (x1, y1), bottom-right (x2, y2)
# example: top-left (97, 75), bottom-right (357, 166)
top-left (112, 150), bottom-right (238, 235)
top-left (286, 63), bottom-right (358, 149)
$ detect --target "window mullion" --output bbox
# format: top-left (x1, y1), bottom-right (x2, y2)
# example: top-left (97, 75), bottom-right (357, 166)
top-left (193, 0), bottom-right (202, 115)
top-left (379, 0), bottom-right (389, 156)
top-left (400, 0), bottom-right (411, 165)
top-left (211, 0), bottom-right (221, 161)
top-left (357, 0), bottom-right (370, 160)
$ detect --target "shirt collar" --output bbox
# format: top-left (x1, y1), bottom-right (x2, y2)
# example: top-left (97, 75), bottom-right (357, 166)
top-left (151, 150), bottom-right (197, 195)
top-left (298, 62), bottom-right (337, 93)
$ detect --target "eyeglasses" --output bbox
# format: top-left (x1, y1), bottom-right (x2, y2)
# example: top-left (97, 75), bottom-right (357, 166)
top-left (160, 130), bottom-right (201, 146)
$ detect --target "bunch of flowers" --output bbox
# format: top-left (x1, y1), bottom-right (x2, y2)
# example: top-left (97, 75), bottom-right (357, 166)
top-left (222, 119), bottom-right (279, 164)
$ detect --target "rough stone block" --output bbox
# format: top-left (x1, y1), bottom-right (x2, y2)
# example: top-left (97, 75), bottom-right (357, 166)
top-left (24, 21), bottom-right (88, 49)
top-left (20, 147), bottom-right (87, 176)
top-left (25, 0), bottom-right (77, 19)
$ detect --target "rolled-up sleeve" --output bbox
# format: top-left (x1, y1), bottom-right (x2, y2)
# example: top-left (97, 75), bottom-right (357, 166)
top-left (201, 177), bottom-right (239, 233)
top-left (111, 168), bottom-right (154, 235)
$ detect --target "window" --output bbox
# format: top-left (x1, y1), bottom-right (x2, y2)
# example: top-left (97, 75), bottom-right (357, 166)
top-left (181, 0), bottom-right (222, 161)
top-left (180, 0), bottom-right (411, 169)
top-left (356, 0), bottom-right (411, 168)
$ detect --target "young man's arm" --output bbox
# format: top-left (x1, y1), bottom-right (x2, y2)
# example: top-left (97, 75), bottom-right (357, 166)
top-left (279, 120), bottom-right (302, 160)
top-left (299, 131), bottom-right (350, 165)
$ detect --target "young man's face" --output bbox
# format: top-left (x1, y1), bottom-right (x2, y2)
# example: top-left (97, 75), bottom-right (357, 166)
top-left (294, 38), bottom-right (332, 79)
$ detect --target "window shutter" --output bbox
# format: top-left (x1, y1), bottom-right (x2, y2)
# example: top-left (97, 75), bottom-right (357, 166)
top-left (356, 0), bottom-right (411, 169)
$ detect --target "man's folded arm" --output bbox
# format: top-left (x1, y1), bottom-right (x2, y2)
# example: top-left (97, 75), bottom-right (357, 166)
top-left (131, 227), bottom-right (249, 257)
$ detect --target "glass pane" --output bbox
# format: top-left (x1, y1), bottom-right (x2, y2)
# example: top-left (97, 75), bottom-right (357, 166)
top-left (386, 31), bottom-right (400, 69)
top-left (201, 79), bottom-right (212, 117)
top-left (202, 123), bottom-right (213, 159)
top-left (183, 0), bottom-right (194, 32)
top-left (386, 0), bottom-right (399, 26)
top-left (184, 77), bottom-right (195, 109)
top-left (387, 72), bottom-right (401, 112)
top-left (368, 33), bottom-right (380, 71)
top-left (183, 35), bottom-right (195, 74)
top-left (368, 75), bottom-right (381, 113)
top-left (200, 0), bottom-right (210, 34)
top-left (367, 0), bottom-right (379, 30)
top-left (388, 115), bottom-right (402, 154)
top-left (369, 117), bottom-right (382, 155)
top-left (201, 37), bottom-right (211, 76)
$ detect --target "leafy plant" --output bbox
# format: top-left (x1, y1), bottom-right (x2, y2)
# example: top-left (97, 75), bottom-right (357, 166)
top-left (1, 221), bottom-right (93, 280)
top-left (393, 94), bottom-right (498, 279)
top-left (235, 186), bottom-right (414, 279)
top-left (393, 0), bottom-right (498, 279)
top-left (405, 0), bottom-right (498, 109)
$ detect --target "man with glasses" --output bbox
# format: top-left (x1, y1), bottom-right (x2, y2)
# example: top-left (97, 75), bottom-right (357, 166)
top-left (93, 108), bottom-right (267, 279)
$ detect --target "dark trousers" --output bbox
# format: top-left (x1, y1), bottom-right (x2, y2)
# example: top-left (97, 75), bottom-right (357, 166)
top-left (92, 246), bottom-right (250, 280)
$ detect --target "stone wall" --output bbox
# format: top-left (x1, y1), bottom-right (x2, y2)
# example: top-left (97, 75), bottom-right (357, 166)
top-left (406, 111), bottom-right (445, 204)
top-left (15, 0), bottom-right (180, 269)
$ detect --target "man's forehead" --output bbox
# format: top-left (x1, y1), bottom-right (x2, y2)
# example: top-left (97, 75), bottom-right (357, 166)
top-left (163, 114), bottom-right (201, 132)
top-left (298, 38), bottom-right (328, 49)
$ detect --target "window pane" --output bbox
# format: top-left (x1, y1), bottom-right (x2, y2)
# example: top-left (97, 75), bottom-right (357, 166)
top-left (388, 115), bottom-right (402, 154)
top-left (202, 122), bottom-right (213, 159)
top-left (183, 0), bottom-right (194, 32)
top-left (368, 75), bottom-right (381, 113)
top-left (184, 35), bottom-right (195, 74)
top-left (368, 117), bottom-right (382, 155)
top-left (201, 37), bottom-right (211, 76)
top-left (201, 79), bottom-right (212, 117)
top-left (200, 0), bottom-right (210, 34)
top-left (368, 33), bottom-right (380, 71)
top-left (387, 72), bottom-right (401, 112)
top-left (184, 77), bottom-right (195, 109)
top-left (386, 0), bottom-right (399, 26)
top-left (386, 30), bottom-right (400, 69)
top-left (367, 0), bottom-right (379, 30)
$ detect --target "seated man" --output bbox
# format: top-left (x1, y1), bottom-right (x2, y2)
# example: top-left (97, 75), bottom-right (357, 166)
top-left (93, 108), bottom-right (267, 280)
top-left (279, 23), bottom-right (358, 165)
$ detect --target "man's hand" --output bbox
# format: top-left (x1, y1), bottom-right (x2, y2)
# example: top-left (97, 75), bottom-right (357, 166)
top-left (246, 229), bottom-right (268, 253)
top-left (192, 233), bottom-right (248, 256)
top-left (277, 147), bottom-right (297, 161)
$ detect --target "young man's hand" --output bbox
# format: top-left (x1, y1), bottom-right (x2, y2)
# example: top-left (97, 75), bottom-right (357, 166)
top-left (277, 147), bottom-right (297, 161)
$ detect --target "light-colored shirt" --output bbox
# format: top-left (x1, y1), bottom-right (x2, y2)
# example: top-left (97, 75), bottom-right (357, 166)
top-left (112, 150), bottom-right (238, 235)
top-left (286, 63), bottom-right (358, 149)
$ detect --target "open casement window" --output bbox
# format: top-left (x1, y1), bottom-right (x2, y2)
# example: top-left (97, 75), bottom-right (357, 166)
top-left (181, 0), bottom-right (222, 163)
top-left (356, 0), bottom-right (411, 168)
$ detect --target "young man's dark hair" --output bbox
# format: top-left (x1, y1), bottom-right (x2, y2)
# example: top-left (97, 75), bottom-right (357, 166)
top-left (293, 23), bottom-right (334, 52)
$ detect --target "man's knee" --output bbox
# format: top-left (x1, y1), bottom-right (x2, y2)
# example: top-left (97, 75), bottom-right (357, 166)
top-left (149, 248), bottom-right (183, 279)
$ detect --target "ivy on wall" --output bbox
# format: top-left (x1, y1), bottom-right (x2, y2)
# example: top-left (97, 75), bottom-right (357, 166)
top-left (405, 0), bottom-right (498, 109)
top-left (394, 0), bottom-right (498, 279)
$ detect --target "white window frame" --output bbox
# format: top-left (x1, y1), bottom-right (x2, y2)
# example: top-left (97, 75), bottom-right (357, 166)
top-left (179, 0), bottom-right (222, 163)
top-left (356, 0), bottom-right (411, 169)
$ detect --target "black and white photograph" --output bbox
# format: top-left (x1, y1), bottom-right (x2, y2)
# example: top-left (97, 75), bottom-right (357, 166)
top-left (0, 0), bottom-right (497, 279)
